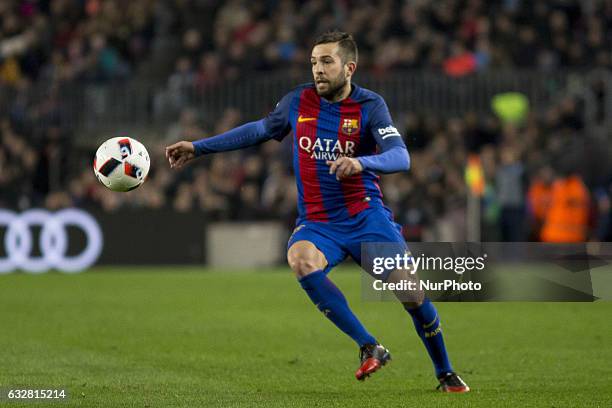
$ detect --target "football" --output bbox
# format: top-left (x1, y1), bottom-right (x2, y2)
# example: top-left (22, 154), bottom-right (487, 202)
top-left (93, 137), bottom-right (150, 192)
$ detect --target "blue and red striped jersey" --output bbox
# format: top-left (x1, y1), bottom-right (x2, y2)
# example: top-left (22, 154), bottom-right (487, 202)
top-left (263, 83), bottom-right (408, 223)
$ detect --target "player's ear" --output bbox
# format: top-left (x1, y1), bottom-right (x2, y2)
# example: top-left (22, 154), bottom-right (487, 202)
top-left (345, 61), bottom-right (356, 77)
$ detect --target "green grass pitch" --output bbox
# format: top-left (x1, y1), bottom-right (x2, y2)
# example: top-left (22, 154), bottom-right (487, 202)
top-left (1, 267), bottom-right (611, 407)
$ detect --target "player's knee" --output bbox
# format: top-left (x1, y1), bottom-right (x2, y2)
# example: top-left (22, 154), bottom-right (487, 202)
top-left (287, 253), bottom-right (323, 277)
top-left (287, 242), bottom-right (327, 278)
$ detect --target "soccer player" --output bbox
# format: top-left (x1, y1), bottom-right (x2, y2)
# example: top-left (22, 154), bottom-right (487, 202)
top-left (166, 31), bottom-right (469, 392)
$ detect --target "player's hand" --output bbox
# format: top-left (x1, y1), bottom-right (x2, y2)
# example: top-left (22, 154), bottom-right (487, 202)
top-left (165, 141), bottom-right (196, 169)
top-left (326, 157), bottom-right (363, 180)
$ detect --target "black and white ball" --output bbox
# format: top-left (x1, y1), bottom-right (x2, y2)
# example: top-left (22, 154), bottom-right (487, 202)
top-left (93, 137), bottom-right (150, 192)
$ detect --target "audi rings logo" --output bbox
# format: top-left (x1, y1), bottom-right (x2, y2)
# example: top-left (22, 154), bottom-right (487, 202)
top-left (0, 208), bottom-right (103, 274)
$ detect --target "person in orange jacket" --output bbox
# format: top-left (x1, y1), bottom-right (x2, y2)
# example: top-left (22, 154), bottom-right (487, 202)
top-left (540, 173), bottom-right (590, 242)
top-left (527, 165), bottom-right (554, 241)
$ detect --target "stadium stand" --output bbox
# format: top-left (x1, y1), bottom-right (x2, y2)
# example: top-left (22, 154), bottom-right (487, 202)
top-left (1, 0), bottom-right (611, 241)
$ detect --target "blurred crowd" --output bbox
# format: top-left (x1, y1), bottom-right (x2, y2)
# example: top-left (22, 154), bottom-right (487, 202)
top-left (2, 0), bottom-right (610, 88)
top-left (0, 0), bottom-right (156, 86)
top-left (1, 0), bottom-right (612, 242)
top-left (162, 0), bottom-right (612, 88)
top-left (383, 95), bottom-right (607, 242)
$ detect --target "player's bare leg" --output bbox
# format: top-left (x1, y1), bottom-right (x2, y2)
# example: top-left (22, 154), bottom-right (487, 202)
top-left (288, 240), bottom-right (390, 380)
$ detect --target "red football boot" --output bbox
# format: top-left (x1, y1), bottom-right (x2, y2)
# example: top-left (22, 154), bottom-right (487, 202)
top-left (437, 372), bottom-right (470, 393)
top-left (355, 343), bottom-right (391, 381)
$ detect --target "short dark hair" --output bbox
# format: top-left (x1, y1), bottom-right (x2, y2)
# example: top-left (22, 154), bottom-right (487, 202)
top-left (313, 31), bottom-right (358, 64)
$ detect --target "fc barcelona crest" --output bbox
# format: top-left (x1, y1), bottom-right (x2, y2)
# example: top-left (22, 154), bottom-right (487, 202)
top-left (341, 118), bottom-right (360, 135)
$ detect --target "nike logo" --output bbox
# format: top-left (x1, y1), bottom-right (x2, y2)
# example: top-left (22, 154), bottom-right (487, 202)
top-left (298, 115), bottom-right (317, 123)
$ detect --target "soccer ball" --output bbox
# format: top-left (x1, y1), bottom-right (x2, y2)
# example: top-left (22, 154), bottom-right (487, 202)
top-left (93, 137), bottom-right (150, 192)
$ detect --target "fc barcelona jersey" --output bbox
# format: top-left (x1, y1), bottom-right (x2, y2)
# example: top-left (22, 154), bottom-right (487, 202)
top-left (263, 83), bottom-right (406, 224)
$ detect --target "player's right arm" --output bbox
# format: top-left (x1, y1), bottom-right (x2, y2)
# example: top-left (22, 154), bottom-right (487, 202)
top-left (165, 92), bottom-right (293, 169)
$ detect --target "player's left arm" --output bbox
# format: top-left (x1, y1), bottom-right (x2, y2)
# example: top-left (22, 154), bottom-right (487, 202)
top-left (327, 98), bottom-right (410, 179)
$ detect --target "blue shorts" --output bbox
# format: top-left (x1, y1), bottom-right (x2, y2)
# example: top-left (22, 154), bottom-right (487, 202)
top-left (287, 206), bottom-right (407, 274)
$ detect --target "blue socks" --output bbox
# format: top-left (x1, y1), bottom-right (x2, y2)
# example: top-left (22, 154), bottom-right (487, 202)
top-left (406, 298), bottom-right (453, 377)
top-left (298, 272), bottom-right (453, 378)
top-left (299, 270), bottom-right (377, 347)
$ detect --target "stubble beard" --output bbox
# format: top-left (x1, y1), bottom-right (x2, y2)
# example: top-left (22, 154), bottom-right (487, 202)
top-left (316, 73), bottom-right (348, 101)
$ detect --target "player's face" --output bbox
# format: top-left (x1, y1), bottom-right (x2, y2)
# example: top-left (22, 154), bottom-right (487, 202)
top-left (311, 43), bottom-right (350, 99)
